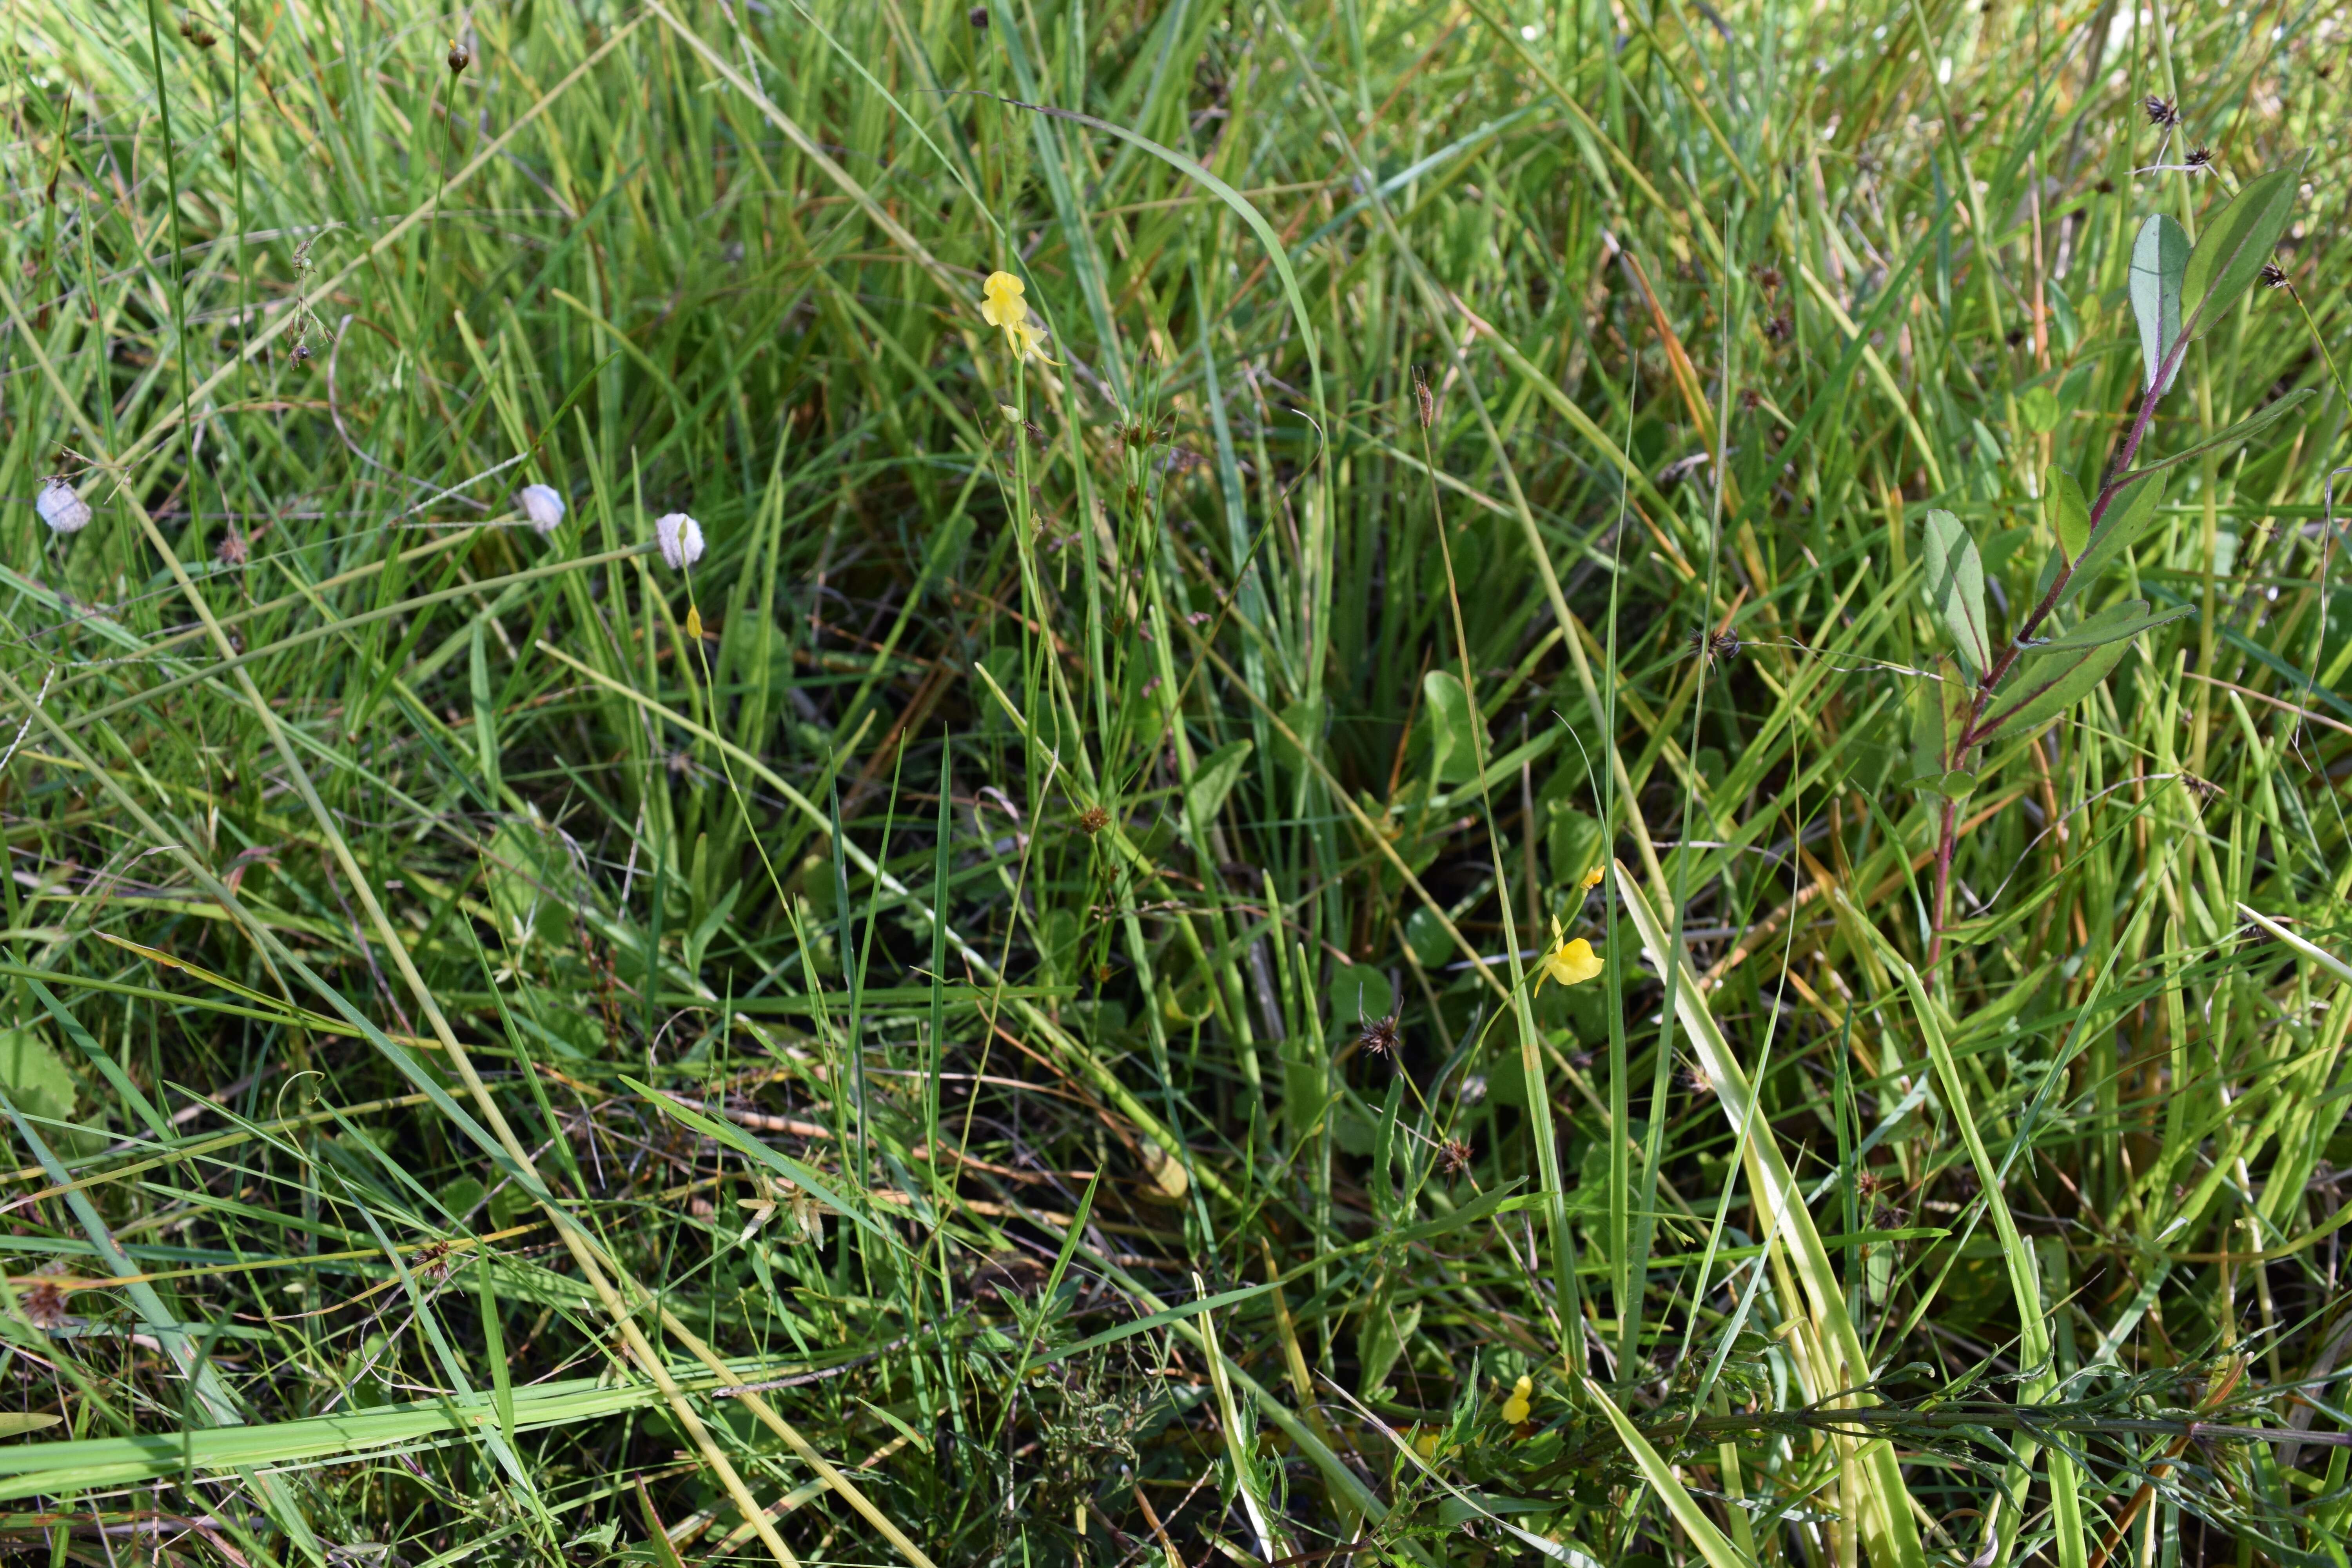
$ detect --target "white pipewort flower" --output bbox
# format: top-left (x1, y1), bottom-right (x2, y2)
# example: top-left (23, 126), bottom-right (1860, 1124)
top-left (35, 479), bottom-right (91, 535)
top-left (654, 512), bottom-right (703, 571)
top-left (517, 484), bottom-right (566, 534)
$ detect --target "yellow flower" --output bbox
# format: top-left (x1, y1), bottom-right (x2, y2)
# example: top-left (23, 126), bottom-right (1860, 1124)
top-left (1411, 1427), bottom-right (1441, 1461)
top-left (1537, 918), bottom-right (1603, 992)
top-left (1580, 866), bottom-right (1604, 891)
top-left (1501, 1374), bottom-right (1533, 1425)
top-left (980, 270), bottom-right (1059, 364)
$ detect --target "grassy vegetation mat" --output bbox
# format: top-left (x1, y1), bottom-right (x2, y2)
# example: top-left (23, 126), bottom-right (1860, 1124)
top-left (3, 0), bottom-right (2352, 1563)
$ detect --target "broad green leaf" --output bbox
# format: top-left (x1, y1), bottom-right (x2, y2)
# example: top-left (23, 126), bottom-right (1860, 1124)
top-left (2048, 468), bottom-right (2091, 561)
top-left (0, 1029), bottom-right (76, 1128)
top-left (2018, 385), bottom-right (2060, 433)
top-left (1922, 509), bottom-right (1991, 675)
top-left (1545, 800), bottom-right (1604, 887)
top-left (485, 817), bottom-right (576, 948)
top-left (2130, 213), bottom-right (2189, 394)
top-left (1327, 963), bottom-right (1394, 1027)
top-left (0, 1363), bottom-right (796, 1499)
top-left (2180, 159), bottom-right (2306, 340)
top-left (1420, 669), bottom-right (1483, 784)
top-left (1903, 664), bottom-right (1954, 786)
top-left (2118, 387), bottom-right (2315, 482)
top-left (1975, 638), bottom-right (2133, 740)
top-left (1184, 738), bottom-right (1252, 832)
top-left (1933, 769), bottom-right (1978, 801)
top-left (2060, 470), bottom-right (2164, 608)
top-left (2037, 599), bottom-right (2192, 650)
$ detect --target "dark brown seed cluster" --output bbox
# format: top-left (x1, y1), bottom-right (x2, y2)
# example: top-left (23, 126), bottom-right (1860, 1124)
top-left (1357, 1014), bottom-right (1399, 1058)
top-left (2144, 94), bottom-right (2182, 127)
top-left (1437, 1137), bottom-right (1473, 1176)
top-left (1689, 628), bottom-right (1741, 664)
top-left (2261, 261), bottom-right (2290, 290)
top-left (447, 37), bottom-right (470, 75)
top-left (1077, 805), bottom-right (1111, 836)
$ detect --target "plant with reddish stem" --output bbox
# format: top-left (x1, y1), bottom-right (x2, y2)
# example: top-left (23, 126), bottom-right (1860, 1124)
top-left (1918, 157), bottom-right (2311, 965)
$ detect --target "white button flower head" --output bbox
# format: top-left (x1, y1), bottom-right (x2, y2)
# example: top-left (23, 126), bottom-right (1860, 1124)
top-left (36, 478), bottom-right (91, 535)
top-left (655, 512), bottom-right (704, 571)
top-left (517, 484), bottom-right (566, 534)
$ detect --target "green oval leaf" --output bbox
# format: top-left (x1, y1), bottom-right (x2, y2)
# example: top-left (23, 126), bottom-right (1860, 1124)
top-left (1420, 670), bottom-right (1484, 785)
top-left (1975, 639), bottom-right (2134, 740)
top-left (2060, 470), bottom-right (2165, 608)
top-left (2037, 599), bottom-right (2192, 650)
top-left (1184, 739), bottom-right (1253, 833)
top-left (2181, 158), bottom-right (2306, 341)
top-left (2131, 213), bottom-right (2189, 395)
top-left (2047, 468), bottom-right (2091, 562)
top-left (1923, 508), bottom-right (1991, 675)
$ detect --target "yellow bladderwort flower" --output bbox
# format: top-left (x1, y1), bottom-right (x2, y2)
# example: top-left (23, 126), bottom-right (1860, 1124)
top-left (1501, 1374), bottom-right (1533, 1425)
top-left (1580, 866), bottom-right (1604, 891)
top-left (980, 270), bottom-right (1060, 364)
top-left (1537, 917), bottom-right (1603, 992)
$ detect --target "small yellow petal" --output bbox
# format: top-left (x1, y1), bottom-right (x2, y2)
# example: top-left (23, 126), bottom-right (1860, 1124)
top-left (984, 269), bottom-right (1024, 300)
top-left (1550, 937), bottom-right (1603, 987)
top-left (684, 604), bottom-right (703, 642)
top-left (1580, 866), bottom-right (1604, 890)
top-left (1502, 1397), bottom-right (1529, 1424)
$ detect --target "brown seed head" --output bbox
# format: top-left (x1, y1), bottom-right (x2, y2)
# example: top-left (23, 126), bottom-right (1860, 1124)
top-left (447, 36), bottom-right (470, 74)
top-left (1357, 1014), bottom-right (1399, 1058)
top-left (2185, 145), bottom-right (2214, 167)
top-left (1437, 1137), bottom-right (1473, 1176)
top-left (18, 1281), bottom-right (68, 1331)
top-left (2261, 260), bottom-right (2290, 290)
top-left (2144, 94), bottom-right (2182, 127)
top-left (1077, 805), bottom-right (1111, 836)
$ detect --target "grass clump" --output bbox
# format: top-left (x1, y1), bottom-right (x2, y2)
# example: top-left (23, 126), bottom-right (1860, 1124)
top-left (0, 0), bottom-right (2348, 1565)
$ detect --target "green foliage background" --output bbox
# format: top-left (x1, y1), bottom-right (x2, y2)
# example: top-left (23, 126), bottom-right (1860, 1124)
top-left (0, 0), bottom-right (2348, 1564)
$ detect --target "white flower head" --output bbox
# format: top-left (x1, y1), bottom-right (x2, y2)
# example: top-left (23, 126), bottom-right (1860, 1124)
top-left (517, 484), bottom-right (566, 534)
top-left (36, 478), bottom-right (91, 535)
top-left (654, 512), bottom-right (704, 571)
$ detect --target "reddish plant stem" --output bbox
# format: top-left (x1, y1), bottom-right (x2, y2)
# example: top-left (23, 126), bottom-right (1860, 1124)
top-left (1927, 795), bottom-right (1959, 967)
top-left (1926, 330), bottom-right (2187, 963)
